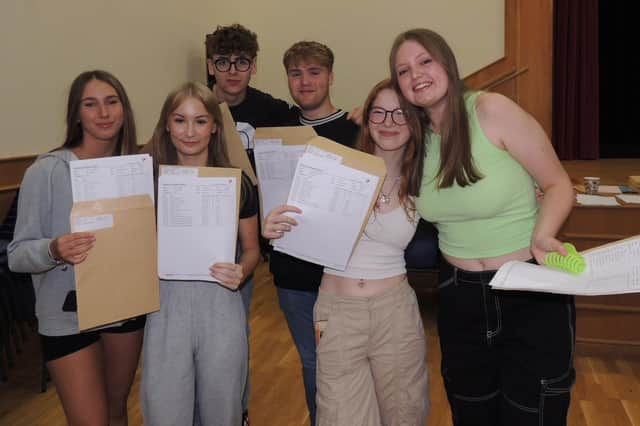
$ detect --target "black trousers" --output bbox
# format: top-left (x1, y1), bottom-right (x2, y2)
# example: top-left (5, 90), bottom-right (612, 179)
top-left (437, 260), bottom-right (575, 426)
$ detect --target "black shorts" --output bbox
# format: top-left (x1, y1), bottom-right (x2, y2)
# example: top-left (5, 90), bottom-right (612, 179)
top-left (40, 316), bottom-right (146, 362)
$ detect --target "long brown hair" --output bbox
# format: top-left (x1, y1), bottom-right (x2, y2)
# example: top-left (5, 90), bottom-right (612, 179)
top-left (62, 70), bottom-right (137, 155)
top-left (357, 79), bottom-right (424, 216)
top-left (389, 28), bottom-right (482, 188)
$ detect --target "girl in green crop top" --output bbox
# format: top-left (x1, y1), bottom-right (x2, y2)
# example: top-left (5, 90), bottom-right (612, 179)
top-left (390, 29), bottom-right (576, 426)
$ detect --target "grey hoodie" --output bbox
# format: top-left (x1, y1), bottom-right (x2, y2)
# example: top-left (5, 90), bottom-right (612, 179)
top-left (8, 149), bottom-right (80, 335)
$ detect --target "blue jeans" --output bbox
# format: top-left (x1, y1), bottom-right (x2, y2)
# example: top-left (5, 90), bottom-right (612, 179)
top-left (277, 287), bottom-right (318, 426)
top-left (437, 261), bottom-right (575, 426)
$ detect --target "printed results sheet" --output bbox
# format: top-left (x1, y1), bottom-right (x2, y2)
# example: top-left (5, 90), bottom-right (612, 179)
top-left (254, 139), bottom-right (306, 221)
top-left (69, 154), bottom-right (154, 232)
top-left (70, 154), bottom-right (154, 203)
top-left (489, 236), bottom-right (640, 295)
top-left (273, 150), bottom-right (379, 270)
top-left (157, 168), bottom-right (237, 282)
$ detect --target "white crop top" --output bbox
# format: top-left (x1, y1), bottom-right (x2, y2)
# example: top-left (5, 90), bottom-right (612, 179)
top-left (324, 205), bottom-right (418, 279)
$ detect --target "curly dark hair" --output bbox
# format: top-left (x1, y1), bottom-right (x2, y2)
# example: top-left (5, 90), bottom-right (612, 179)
top-left (205, 23), bottom-right (259, 58)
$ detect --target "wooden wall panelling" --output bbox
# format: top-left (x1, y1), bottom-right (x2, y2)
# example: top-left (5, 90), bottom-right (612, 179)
top-left (0, 156), bottom-right (34, 222)
top-left (464, 0), bottom-right (518, 91)
top-left (517, 0), bottom-right (554, 134)
top-left (577, 308), bottom-right (640, 346)
top-left (0, 155), bottom-right (36, 187)
top-left (0, 188), bottom-right (18, 224)
top-left (487, 73), bottom-right (518, 101)
top-left (463, 0), bottom-right (553, 137)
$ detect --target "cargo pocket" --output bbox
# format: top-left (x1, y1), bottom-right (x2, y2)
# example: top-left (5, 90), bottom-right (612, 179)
top-left (314, 295), bottom-right (341, 426)
top-left (540, 367), bottom-right (575, 425)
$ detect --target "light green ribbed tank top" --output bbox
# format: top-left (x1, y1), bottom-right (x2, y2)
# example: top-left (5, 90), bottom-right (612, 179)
top-left (416, 91), bottom-right (537, 259)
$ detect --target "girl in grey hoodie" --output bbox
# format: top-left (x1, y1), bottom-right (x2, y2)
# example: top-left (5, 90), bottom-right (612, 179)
top-left (8, 70), bottom-right (144, 426)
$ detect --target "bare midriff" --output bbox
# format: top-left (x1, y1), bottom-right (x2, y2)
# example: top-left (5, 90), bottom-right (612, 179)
top-left (443, 246), bottom-right (532, 271)
top-left (319, 273), bottom-right (407, 297)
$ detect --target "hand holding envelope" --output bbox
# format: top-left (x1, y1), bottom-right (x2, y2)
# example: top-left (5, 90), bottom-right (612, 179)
top-left (49, 232), bottom-right (96, 265)
top-left (69, 154), bottom-right (159, 331)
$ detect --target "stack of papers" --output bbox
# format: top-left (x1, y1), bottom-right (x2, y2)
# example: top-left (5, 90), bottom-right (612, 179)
top-left (616, 194), bottom-right (640, 204)
top-left (575, 194), bottom-right (619, 206)
top-left (598, 185), bottom-right (622, 194)
top-left (272, 137), bottom-right (385, 271)
top-left (490, 235), bottom-right (640, 295)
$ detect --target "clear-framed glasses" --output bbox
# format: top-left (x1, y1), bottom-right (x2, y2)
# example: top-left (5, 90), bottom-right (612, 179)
top-left (213, 56), bottom-right (253, 72)
top-left (368, 107), bottom-right (407, 125)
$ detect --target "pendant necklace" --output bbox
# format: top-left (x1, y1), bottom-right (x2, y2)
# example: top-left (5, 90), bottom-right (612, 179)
top-left (379, 176), bottom-right (401, 205)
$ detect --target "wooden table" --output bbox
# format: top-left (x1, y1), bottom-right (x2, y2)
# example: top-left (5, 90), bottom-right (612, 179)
top-left (559, 159), bottom-right (640, 346)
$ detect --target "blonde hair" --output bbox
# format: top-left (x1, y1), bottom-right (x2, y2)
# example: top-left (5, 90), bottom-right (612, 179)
top-left (283, 41), bottom-right (334, 71)
top-left (148, 81), bottom-right (230, 176)
top-left (147, 81), bottom-right (251, 205)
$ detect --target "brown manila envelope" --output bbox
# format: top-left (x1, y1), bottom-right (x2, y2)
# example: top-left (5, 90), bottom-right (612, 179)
top-left (219, 102), bottom-right (258, 185)
top-left (157, 166), bottom-right (241, 282)
top-left (272, 136), bottom-right (386, 270)
top-left (70, 194), bottom-right (159, 331)
top-left (252, 126), bottom-right (318, 219)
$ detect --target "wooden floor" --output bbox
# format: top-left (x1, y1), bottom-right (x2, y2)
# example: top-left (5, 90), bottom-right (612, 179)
top-left (2, 261), bottom-right (640, 425)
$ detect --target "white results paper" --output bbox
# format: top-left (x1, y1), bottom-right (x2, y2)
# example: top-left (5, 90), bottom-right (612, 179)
top-left (157, 173), bottom-right (237, 282)
top-left (254, 140), bottom-right (306, 220)
top-left (69, 154), bottom-right (154, 204)
top-left (273, 151), bottom-right (379, 270)
top-left (489, 235), bottom-right (640, 295)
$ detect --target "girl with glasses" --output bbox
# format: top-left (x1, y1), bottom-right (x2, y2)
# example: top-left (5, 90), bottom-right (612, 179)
top-left (263, 79), bottom-right (429, 426)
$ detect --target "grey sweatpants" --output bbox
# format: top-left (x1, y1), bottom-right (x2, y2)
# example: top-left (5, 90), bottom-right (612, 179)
top-left (141, 280), bottom-right (248, 426)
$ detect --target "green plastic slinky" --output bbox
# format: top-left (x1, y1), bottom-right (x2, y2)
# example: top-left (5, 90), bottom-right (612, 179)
top-left (544, 243), bottom-right (586, 275)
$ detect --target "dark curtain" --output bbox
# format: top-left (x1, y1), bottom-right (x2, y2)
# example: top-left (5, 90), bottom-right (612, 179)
top-left (599, 4), bottom-right (635, 157)
top-left (552, 0), bottom-right (599, 159)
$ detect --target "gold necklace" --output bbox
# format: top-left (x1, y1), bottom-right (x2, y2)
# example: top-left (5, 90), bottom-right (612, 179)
top-left (379, 176), bottom-right (401, 204)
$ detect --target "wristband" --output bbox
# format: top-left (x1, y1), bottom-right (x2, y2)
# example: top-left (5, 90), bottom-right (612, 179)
top-left (48, 239), bottom-right (64, 265)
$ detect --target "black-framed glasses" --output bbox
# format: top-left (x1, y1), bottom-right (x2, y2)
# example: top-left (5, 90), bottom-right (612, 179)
top-left (212, 56), bottom-right (253, 72)
top-left (368, 107), bottom-right (407, 125)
